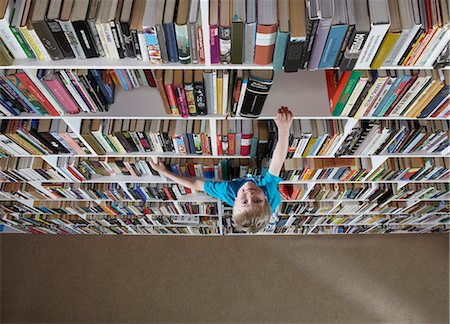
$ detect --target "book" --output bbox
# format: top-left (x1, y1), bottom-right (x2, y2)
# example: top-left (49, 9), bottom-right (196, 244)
top-left (239, 70), bottom-right (274, 118)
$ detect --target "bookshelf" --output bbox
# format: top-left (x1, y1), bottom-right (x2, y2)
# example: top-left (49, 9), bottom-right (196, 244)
top-left (0, 0), bottom-right (449, 236)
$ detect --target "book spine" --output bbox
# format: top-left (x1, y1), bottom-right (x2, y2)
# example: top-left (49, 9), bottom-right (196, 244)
top-left (72, 20), bottom-right (99, 58)
top-left (194, 82), bottom-right (207, 115)
top-left (164, 84), bottom-right (180, 115)
top-left (244, 22), bottom-right (257, 64)
top-left (9, 26), bottom-right (35, 58)
top-left (355, 24), bottom-right (390, 69)
top-left (43, 78), bottom-right (80, 114)
top-left (209, 24), bottom-right (220, 63)
top-left (197, 24), bottom-right (205, 64)
top-left (109, 21), bottom-right (124, 58)
top-left (174, 84), bottom-right (189, 118)
top-left (15, 73), bottom-right (60, 116)
top-left (339, 29), bottom-right (370, 71)
top-left (184, 82), bottom-right (197, 116)
top-left (120, 21), bottom-right (135, 58)
top-left (175, 24), bottom-right (190, 64)
top-left (188, 22), bottom-right (199, 64)
top-left (163, 23), bottom-right (179, 62)
top-left (58, 20), bottom-right (86, 59)
top-left (318, 25), bottom-right (348, 69)
top-left (308, 18), bottom-right (332, 70)
top-left (300, 19), bottom-right (319, 69)
top-left (334, 25), bottom-right (355, 67)
top-left (46, 20), bottom-right (75, 58)
top-left (0, 21), bottom-right (27, 59)
top-left (103, 23), bottom-right (119, 59)
top-left (144, 27), bottom-right (162, 64)
top-left (284, 37), bottom-right (305, 72)
top-left (253, 24), bottom-right (278, 65)
top-left (18, 27), bottom-right (45, 60)
top-left (272, 31), bottom-right (289, 71)
top-left (219, 25), bottom-right (231, 64)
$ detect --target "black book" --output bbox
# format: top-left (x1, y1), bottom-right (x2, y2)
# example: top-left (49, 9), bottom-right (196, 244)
top-left (334, 25), bottom-right (355, 68)
top-left (300, 11), bottom-right (319, 69)
top-left (240, 70), bottom-right (274, 118)
top-left (72, 20), bottom-right (99, 58)
top-left (110, 22), bottom-right (125, 58)
top-left (338, 29), bottom-right (369, 71)
top-left (284, 40), bottom-right (304, 73)
top-left (193, 70), bottom-right (207, 115)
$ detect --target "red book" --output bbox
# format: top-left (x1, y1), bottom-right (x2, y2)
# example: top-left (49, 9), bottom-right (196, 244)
top-left (43, 76), bottom-right (80, 114)
top-left (143, 70), bottom-right (156, 87)
top-left (173, 71), bottom-right (189, 118)
top-left (15, 72), bottom-right (60, 116)
top-left (254, 24), bottom-right (278, 65)
top-left (240, 119), bottom-right (253, 156)
top-left (330, 71), bottom-right (351, 112)
top-left (163, 187), bottom-right (174, 200)
top-left (431, 98), bottom-right (449, 117)
top-left (197, 25), bottom-right (205, 64)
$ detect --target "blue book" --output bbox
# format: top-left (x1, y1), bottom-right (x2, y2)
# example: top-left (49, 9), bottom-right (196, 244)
top-left (163, 23), bottom-right (179, 62)
top-left (318, 25), bottom-right (348, 69)
top-left (90, 70), bottom-right (115, 104)
top-left (272, 31), bottom-right (290, 70)
top-left (373, 76), bottom-right (405, 116)
top-left (0, 93), bottom-right (20, 116)
top-left (419, 85), bottom-right (450, 118)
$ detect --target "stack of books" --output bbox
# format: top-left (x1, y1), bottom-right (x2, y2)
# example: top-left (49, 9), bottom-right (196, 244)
top-left (0, 0), bottom-right (205, 65)
top-left (156, 69), bottom-right (274, 117)
top-left (0, 156), bottom-right (66, 181)
top-left (328, 69), bottom-right (450, 118)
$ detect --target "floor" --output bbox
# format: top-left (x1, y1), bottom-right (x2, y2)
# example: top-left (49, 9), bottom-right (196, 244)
top-left (0, 234), bottom-right (448, 323)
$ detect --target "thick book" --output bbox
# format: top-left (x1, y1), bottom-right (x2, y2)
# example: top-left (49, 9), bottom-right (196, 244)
top-left (46, 0), bottom-right (75, 59)
top-left (239, 70), bottom-right (274, 118)
top-left (209, 0), bottom-right (220, 63)
top-left (163, 0), bottom-right (179, 62)
top-left (154, 70), bottom-right (171, 114)
top-left (308, 18), bottom-right (332, 69)
top-left (42, 70), bottom-right (80, 114)
top-left (174, 0), bottom-right (191, 64)
top-left (332, 71), bottom-right (362, 116)
top-left (230, 0), bottom-right (245, 64)
top-left (284, 0), bottom-right (306, 72)
top-left (219, 0), bottom-right (231, 64)
top-left (243, 23), bottom-right (257, 64)
top-left (71, 0), bottom-right (99, 58)
top-left (254, 24), bottom-right (278, 65)
top-left (193, 70), bottom-right (207, 115)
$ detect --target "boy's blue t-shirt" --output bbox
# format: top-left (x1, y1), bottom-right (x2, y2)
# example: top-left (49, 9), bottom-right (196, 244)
top-left (203, 172), bottom-right (282, 212)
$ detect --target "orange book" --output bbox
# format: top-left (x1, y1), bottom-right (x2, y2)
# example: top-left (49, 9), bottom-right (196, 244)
top-left (253, 24), bottom-right (278, 65)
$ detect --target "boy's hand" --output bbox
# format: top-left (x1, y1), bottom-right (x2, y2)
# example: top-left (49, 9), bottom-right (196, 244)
top-left (149, 158), bottom-right (167, 175)
top-left (275, 106), bottom-right (293, 131)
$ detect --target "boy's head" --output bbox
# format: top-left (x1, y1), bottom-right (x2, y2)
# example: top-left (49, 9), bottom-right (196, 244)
top-left (232, 181), bottom-right (272, 233)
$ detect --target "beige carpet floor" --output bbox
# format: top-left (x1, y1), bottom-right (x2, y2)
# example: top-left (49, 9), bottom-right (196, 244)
top-left (0, 234), bottom-right (448, 323)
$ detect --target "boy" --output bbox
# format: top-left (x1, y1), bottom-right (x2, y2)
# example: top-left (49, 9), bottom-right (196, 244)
top-left (150, 107), bottom-right (293, 233)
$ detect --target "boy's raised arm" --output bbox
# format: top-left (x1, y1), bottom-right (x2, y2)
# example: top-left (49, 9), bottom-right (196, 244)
top-left (149, 159), bottom-right (205, 191)
top-left (268, 107), bottom-right (293, 177)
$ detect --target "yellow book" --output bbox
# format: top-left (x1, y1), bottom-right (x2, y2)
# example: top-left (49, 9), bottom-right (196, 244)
top-left (302, 138), bottom-right (317, 157)
top-left (401, 32), bottom-right (425, 66)
top-left (19, 26), bottom-right (44, 60)
top-left (404, 81), bottom-right (440, 117)
top-left (371, 33), bottom-right (400, 69)
top-left (216, 71), bottom-right (223, 115)
top-left (411, 82), bottom-right (445, 117)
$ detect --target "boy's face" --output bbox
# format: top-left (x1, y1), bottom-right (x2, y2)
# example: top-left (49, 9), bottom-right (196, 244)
top-left (235, 182), bottom-right (267, 211)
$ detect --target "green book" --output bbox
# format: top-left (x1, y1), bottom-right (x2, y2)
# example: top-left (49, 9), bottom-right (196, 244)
top-left (10, 27), bottom-right (35, 59)
top-left (332, 71), bottom-right (363, 116)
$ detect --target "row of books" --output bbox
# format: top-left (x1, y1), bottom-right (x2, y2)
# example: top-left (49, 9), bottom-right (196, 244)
top-left (0, 0), bottom-right (206, 65)
top-left (267, 224), bottom-right (449, 234)
top-left (157, 69), bottom-right (274, 117)
top-left (0, 69), bottom-right (160, 117)
top-left (217, 119), bottom-right (346, 158)
top-left (278, 200), bottom-right (448, 216)
top-left (279, 182), bottom-right (450, 202)
top-left (337, 120), bottom-right (449, 156)
top-left (80, 119), bottom-right (212, 155)
top-left (275, 214), bottom-right (449, 228)
top-left (1, 214), bottom-right (220, 235)
top-left (2, 181), bottom-right (447, 203)
top-left (212, 0), bottom-right (450, 70)
top-left (0, 182), bottom-right (204, 201)
top-left (3, 199), bottom-right (218, 216)
top-left (328, 69), bottom-right (450, 118)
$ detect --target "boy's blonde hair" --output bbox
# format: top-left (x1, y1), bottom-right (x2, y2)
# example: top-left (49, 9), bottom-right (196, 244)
top-left (232, 201), bottom-right (272, 233)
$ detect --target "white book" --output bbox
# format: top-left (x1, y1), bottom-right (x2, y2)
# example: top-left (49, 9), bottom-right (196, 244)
top-left (138, 32), bottom-right (150, 61)
top-left (354, 76), bottom-right (389, 118)
top-left (58, 20), bottom-right (87, 59)
top-left (365, 128), bottom-right (391, 155)
top-left (367, 77), bottom-right (394, 116)
top-left (0, 135), bottom-right (30, 155)
top-left (403, 132), bottom-right (426, 153)
top-left (341, 77), bottom-right (368, 116)
top-left (422, 26), bottom-right (450, 66)
top-left (0, 1), bottom-right (27, 59)
top-left (354, 24), bottom-right (391, 69)
top-left (58, 70), bottom-right (91, 113)
top-left (235, 73), bottom-right (248, 116)
top-left (354, 126), bottom-right (379, 155)
top-left (95, 22), bottom-right (111, 58)
top-left (391, 25), bottom-right (422, 65)
top-left (212, 70), bottom-right (218, 114)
